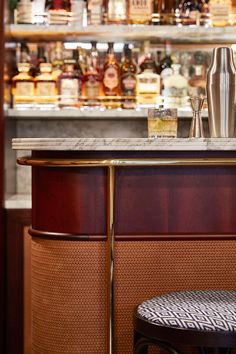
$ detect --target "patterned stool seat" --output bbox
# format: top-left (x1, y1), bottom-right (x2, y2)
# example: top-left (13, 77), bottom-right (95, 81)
top-left (134, 290), bottom-right (236, 354)
top-left (137, 290), bottom-right (236, 332)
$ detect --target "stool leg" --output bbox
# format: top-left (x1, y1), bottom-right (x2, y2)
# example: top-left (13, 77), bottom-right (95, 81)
top-left (133, 331), bottom-right (148, 354)
top-left (204, 349), bottom-right (231, 354)
top-left (133, 331), bottom-right (182, 354)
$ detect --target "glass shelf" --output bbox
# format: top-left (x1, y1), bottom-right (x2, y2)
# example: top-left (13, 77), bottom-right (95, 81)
top-left (6, 108), bottom-right (208, 119)
top-left (6, 24), bottom-right (236, 43)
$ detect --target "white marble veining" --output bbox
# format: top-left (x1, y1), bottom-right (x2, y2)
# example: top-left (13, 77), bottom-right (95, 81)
top-left (12, 137), bottom-right (236, 151)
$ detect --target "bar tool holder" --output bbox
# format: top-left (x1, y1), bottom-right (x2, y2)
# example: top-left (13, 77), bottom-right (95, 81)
top-left (189, 96), bottom-right (205, 138)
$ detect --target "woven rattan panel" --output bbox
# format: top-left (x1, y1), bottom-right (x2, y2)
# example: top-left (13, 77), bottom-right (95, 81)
top-left (31, 238), bottom-right (107, 354)
top-left (31, 238), bottom-right (236, 354)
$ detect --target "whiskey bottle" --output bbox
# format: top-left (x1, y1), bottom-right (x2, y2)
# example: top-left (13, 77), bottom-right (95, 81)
top-left (159, 41), bottom-right (173, 79)
top-left (139, 41), bottom-right (157, 74)
top-left (179, 0), bottom-right (202, 25)
top-left (209, 0), bottom-right (231, 26)
top-left (12, 63), bottom-right (35, 108)
top-left (158, 0), bottom-right (179, 25)
top-left (107, 0), bottom-right (127, 24)
top-left (51, 42), bottom-right (64, 79)
top-left (137, 43), bottom-right (160, 107)
top-left (33, 46), bottom-right (47, 77)
top-left (83, 42), bottom-right (102, 106)
top-left (188, 64), bottom-right (206, 98)
top-left (136, 68), bottom-right (160, 107)
top-left (58, 59), bottom-right (80, 108)
top-left (120, 44), bottom-right (137, 109)
top-left (128, 0), bottom-right (153, 25)
top-left (87, 0), bottom-right (104, 24)
top-left (162, 64), bottom-right (188, 108)
top-left (16, 0), bottom-right (33, 24)
top-left (103, 42), bottom-right (120, 107)
top-left (46, 0), bottom-right (71, 24)
top-left (35, 63), bottom-right (57, 108)
top-left (4, 64), bottom-right (10, 109)
top-left (71, 0), bottom-right (84, 26)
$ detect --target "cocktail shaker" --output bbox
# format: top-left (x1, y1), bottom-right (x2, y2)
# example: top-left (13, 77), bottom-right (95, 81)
top-left (206, 47), bottom-right (236, 138)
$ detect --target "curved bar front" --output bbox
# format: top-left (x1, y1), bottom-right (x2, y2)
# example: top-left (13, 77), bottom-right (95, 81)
top-left (16, 147), bottom-right (236, 354)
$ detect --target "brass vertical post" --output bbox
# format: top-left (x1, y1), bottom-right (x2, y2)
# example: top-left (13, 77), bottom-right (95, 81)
top-left (107, 166), bottom-right (115, 354)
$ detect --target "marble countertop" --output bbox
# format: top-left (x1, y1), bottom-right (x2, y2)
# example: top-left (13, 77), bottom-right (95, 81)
top-left (12, 138), bottom-right (236, 151)
top-left (5, 194), bottom-right (31, 209)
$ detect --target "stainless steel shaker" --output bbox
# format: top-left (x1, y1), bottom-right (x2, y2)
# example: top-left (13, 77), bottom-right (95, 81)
top-left (206, 47), bottom-right (236, 138)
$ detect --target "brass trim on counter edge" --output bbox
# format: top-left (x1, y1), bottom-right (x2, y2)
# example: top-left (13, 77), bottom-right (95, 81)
top-left (28, 227), bottom-right (107, 241)
top-left (17, 156), bottom-right (236, 167)
top-left (107, 166), bottom-right (115, 354)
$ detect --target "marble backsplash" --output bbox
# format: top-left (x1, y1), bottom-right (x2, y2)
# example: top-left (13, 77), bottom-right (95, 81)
top-left (8, 117), bottom-right (209, 195)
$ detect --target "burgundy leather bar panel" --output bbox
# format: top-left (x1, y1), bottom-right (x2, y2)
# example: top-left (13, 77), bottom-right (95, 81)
top-left (32, 151), bottom-right (236, 238)
top-left (32, 167), bottom-right (107, 235)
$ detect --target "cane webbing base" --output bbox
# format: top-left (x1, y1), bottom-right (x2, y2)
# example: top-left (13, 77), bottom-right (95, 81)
top-left (31, 238), bottom-right (236, 354)
top-left (31, 238), bottom-right (107, 354)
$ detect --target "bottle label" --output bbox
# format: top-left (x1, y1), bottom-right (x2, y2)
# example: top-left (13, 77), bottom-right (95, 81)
top-left (15, 82), bottom-right (34, 96)
top-left (103, 67), bottom-right (119, 91)
top-left (37, 82), bottom-right (56, 96)
top-left (160, 67), bottom-right (173, 79)
top-left (210, 4), bottom-right (230, 23)
top-left (163, 87), bottom-right (187, 97)
top-left (60, 78), bottom-right (79, 104)
top-left (108, 0), bottom-right (126, 21)
top-left (89, 0), bottom-right (103, 24)
top-left (129, 0), bottom-right (152, 21)
top-left (137, 74), bottom-right (160, 94)
top-left (121, 73), bottom-right (136, 93)
top-left (85, 77), bottom-right (100, 97)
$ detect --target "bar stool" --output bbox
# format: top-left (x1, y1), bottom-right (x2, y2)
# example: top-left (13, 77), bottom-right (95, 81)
top-left (133, 290), bottom-right (236, 354)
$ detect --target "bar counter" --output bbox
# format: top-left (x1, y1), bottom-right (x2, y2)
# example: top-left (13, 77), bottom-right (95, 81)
top-left (12, 138), bottom-right (236, 354)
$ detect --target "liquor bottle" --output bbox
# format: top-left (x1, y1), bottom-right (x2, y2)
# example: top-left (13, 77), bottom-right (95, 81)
top-left (83, 42), bottom-right (102, 106)
top-left (120, 44), bottom-right (137, 109)
top-left (45, 0), bottom-right (71, 24)
top-left (188, 64), bottom-right (206, 98)
top-left (139, 41), bottom-right (157, 74)
top-left (128, 0), bottom-right (153, 25)
top-left (4, 64), bottom-right (10, 109)
top-left (137, 43), bottom-right (160, 107)
top-left (33, 46), bottom-right (47, 77)
top-left (179, 0), bottom-right (203, 25)
top-left (152, 0), bottom-right (161, 24)
top-left (12, 63), bottom-right (35, 108)
top-left (35, 63), bottom-right (57, 108)
top-left (19, 43), bottom-right (31, 64)
top-left (162, 64), bottom-right (188, 108)
top-left (156, 50), bottom-right (162, 75)
top-left (16, 0), bottom-right (33, 24)
top-left (158, 0), bottom-right (180, 25)
top-left (209, 0), bottom-right (231, 26)
top-left (230, 0), bottom-right (236, 25)
top-left (103, 42), bottom-right (120, 107)
top-left (188, 50), bottom-right (206, 97)
top-left (70, 0), bottom-right (84, 26)
top-left (136, 68), bottom-right (160, 107)
top-left (159, 41), bottom-right (173, 80)
top-left (51, 42), bottom-right (64, 79)
top-left (107, 0), bottom-right (127, 24)
top-left (58, 59), bottom-right (80, 108)
top-left (87, 0), bottom-right (104, 24)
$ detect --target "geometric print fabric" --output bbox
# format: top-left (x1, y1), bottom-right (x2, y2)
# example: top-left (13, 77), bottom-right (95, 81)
top-left (137, 290), bottom-right (236, 332)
